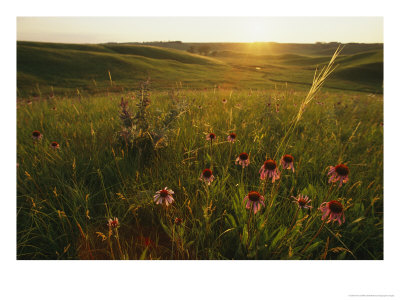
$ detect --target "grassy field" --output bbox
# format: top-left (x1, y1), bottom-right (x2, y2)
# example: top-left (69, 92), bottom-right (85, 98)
top-left (17, 41), bottom-right (383, 96)
top-left (16, 42), bottom-right (383, 260)
top-left (17, 85), bottom-right (383, 259)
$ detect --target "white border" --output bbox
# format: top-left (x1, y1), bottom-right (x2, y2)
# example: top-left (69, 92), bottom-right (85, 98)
top-left (2, 1), bottom-right (399, 299)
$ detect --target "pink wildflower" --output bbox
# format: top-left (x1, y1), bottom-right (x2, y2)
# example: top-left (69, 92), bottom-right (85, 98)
top-left (227, 133), bottom-right (237, 143)
top-left (292, 194), bottom-right (312, 210)
top-left (259, 159), bottom-right (280, 182)
top-left (206, 133), bottom-right (216, 141)
top-left (50, 141), bottom-right (60, 150)
top-left (243, 191), bottom-right (265, 214)
top-left (319, 200), bottom-right (345, 225)
top-left (107, 217), bottom-right (119, 228)
top-left (235, 152), bottom-right (250, 168)
top-left (154, 187), bottom-right (175, 206)
top-left (32, 130), bottom-right (42, 140)
top-left (327, 164), bottom-right (349, 187)
top-left (200, 169), bottom-right (215, 185)
top-left (280, 154), bottom-right (295, 172)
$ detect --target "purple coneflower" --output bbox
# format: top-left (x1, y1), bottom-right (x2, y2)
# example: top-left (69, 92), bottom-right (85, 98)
top-left (32, 130), bottom-right (42, 140)
top-left (292, 194), bottom-right (312, 210)
top-left (259, 159), bottom-right (280, 182)
top-left (200, 168), bottom-right (215, 185)
top-left (235, 152), bottom-right (250, 168)
top-left (319, 200), bottom-right (345, 225)
top-left (222, 98), bottom-right (227, 104)
top-left (51, 107), bottom-right (57, 111)
top-left (227, 133), bottom-right (237, 143)
top-left (206, 133), bottom-right (216, 141)
top-left (107, 217), bottom-right (119, 228)
top-left (243, 191), bottom-right (265, 214)
top-left (153, 187), bottom-right (175, 206)
top-left (50, 141), bottom-right (60, 150)
top-left (280, 154), bottom-right (295, 172)
top-left (327, 164), bottom-right (349, 187)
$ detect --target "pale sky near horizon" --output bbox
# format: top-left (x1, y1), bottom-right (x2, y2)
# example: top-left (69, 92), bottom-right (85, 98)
top-left (17, 17), bottom-right (383, 44)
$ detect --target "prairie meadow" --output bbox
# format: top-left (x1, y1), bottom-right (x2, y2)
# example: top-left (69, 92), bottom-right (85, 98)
top-left (16, 42), bottom-right (383, 259)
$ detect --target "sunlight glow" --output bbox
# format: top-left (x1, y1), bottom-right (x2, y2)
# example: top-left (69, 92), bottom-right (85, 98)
top-left (17, 17), bottom-right (383, 44)
top-left (245, 21), bottom-right (270, 42)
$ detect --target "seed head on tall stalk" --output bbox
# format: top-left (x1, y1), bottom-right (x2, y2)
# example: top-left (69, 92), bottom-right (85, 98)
top-left (225, 133), bottom-right (236, 173)
top-left (274, 46), bottom-right (343, 160)
top-left (206, 132), bottom-right (216, 166)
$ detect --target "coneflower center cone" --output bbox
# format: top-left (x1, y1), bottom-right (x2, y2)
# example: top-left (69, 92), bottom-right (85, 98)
top-left (328, 200), bottom-right (343, 213)
top-left (32, 131), bottom-right (40, 137)
top-left (264, 160), bottom-right (277, 170)
top-left (283, 155), bottom-right (294, 163)
top-left (335, 164), bottom-right (349, 176)
top-left (202, 169), bottom-right (212, 178)
top-left (298, 198), bottom-right (307, 207)
top-left (239, 153), bottom-right (249, 160)
top-left (159, 190), bottom-right (169, 197)
top-left (248, 191), bottom-right (261, 202)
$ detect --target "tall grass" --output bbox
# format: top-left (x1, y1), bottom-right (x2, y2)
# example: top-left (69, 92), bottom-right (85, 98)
top-left (274, 46), bottom-right (343, 160)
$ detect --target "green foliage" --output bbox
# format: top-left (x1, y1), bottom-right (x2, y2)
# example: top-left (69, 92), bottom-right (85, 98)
top-left (17, 85), bottom-right (383, 260)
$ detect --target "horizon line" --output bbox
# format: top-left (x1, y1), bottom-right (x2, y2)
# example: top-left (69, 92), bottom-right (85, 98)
top-left (17, 39), bottom-right (384, 44)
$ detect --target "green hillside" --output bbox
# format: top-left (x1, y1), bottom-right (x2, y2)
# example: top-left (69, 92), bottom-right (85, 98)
top-left (17, 42), bottom-right (229, 95)
top-left (17, 41), bottom-right (383, 96)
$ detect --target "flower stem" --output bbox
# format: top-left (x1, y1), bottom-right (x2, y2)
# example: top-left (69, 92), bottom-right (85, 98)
top-left (323, 183), bottom-right (336, 203)
top-left (241, 167), bottom-right (245, 187)
top-left (301, 219), bottom-right (327, 254)
top-left (171, 225), bottom-right (175, 260)
top-left (108, 230), bottom-right (116, 260)
top-left (115, 228), bottom-right (124, 259)
top-left (210, 140), bottom-right (213, 168)
top-left (262, 179), bottom-right (267, 195)
top-left (289, 207), bottom-right (300, 231)
top-left (276, 207), bottom-right (300, 252)
top-left (266, 181), bottom-right (278, 215)
top-left (225, 142), bottom-right (233, 173)
top-left (246, 211), bottom-right (253, 250)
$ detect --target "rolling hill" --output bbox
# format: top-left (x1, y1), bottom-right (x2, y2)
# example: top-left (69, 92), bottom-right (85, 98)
top-left (17, 41), bottom-right (383, 96)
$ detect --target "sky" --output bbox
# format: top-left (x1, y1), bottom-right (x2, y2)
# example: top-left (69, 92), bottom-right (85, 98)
top-left (17, 17), bottom-right (383, 44)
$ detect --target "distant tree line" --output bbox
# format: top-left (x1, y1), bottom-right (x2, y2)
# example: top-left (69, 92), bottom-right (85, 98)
top-left (315, 42), bottom-right (342, 46)
top-left (140, 41), bottom-right (183, 44)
